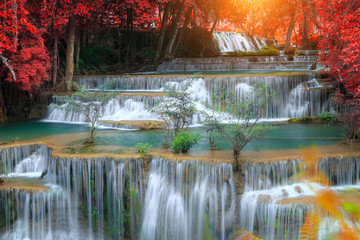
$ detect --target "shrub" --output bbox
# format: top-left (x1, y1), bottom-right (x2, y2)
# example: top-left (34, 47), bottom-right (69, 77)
top-left (319, 112), bottom-right (335, 121)
top-left (171, 131), bottom-right (201, 153)
top-left (298, 116), bottom-right (312, 122)
top-left (226, 47), bottom-right (279, 57)
top-left (136, 143), bottom-right (153, 158)
top-left (0, 159), bottom-right (5, 182)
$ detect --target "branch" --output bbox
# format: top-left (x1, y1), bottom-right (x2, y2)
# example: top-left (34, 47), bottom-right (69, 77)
top-left (0, 55), bottom-right (16, 81)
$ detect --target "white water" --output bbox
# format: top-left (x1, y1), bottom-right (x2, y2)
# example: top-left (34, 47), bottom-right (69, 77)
top-left (0, 144), bottom-right (236, 239)
top-left (141, 158), bottom-right (235, 240)
top-left (213, 32), bottom-right (269, 53)
top-left (47, 73), bottom-right (333, 126)
top-left (240, 156), bottom-right (360, 240)
top-left (0, 144), bottom-right (359, 239)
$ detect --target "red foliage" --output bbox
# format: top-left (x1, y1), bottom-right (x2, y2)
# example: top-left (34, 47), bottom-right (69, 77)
top-left (317, 0), bottom-right (360, 95)
top-left (0, 0), bottom-right (50, 92)
top-left (6, 35), bottom-right (50, 91)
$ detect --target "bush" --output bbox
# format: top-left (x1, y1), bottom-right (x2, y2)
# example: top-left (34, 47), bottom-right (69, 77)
top-left (136, 143), bottom-right (153, 157)
top-left (226, 47), bottom-right (279, 57)
top-left (298, 116), bottom-right (312, 122)
top-left (319, 112), bottom-right (335, 121)
top-left (0, 159), bottom-right (5, 182)
top-left (171, 131), bottom-right (202, 153)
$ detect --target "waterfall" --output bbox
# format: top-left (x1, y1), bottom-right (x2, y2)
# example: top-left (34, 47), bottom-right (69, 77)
top-left (46, 95), bottom-right (161, 124)
top-left (46, 156), bottom-right (144, 239)
top-left (141, 157), bottom-right (235, 240)
top-left (65, 73), bottom-right (334, 125)
top-left (0, 144), bottom-right (50, 174)
top-left (240, 155), bottom-right (360, 240)
top-left (212, 32), bottom-right (270, 53)
top-left (0, 186), bottom-right (79, 240)
top-left (284, 78), bottom-right (332, 118)
top-left (0, 144), bottom-right (359, 239)
top-left (0, 144), bottom-right (235, 240)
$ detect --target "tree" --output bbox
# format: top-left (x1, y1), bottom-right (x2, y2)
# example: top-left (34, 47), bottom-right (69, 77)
top-left (316, 0), bottom-right (359, 140)
top-left (203, 82), bottom-right (275, 170)
top-left (50, 84), bottom-right (115, 143)
top-left (0, 1), bottom-right (50, 91)
top-left (149, 79), bottom-right (196, 147)
top-left (333, 92), bottom-right (360, 141)
top-left (317, 0), bottom-right (360, 95)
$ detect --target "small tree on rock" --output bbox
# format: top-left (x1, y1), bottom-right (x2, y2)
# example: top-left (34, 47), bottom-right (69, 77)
top-left (50, 83), bottom-right (115, 143)
top-left (149, 79), bottom-right (196, 147)
top-left (203, 82), bottom-right (275, 170)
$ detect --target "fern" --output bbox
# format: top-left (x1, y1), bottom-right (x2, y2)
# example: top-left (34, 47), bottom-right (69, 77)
top-left (237, 231), bottom-right (260, 240)
top-left (298, 209), bottom-right (322, 240)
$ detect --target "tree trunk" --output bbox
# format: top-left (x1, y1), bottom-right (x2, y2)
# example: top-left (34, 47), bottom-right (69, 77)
top-left (171, 6), bottom-right (193, 57)
top-left (65, 15), bottom-right (76, 91)
top-left (52, 28), bottom-right (58, 87)
top-left (154, 3), bottom-right (171, 64)
top-left (301, 0), bottom-right (310, 48)
top-left (200, 11), bottom-right (218, 57)
top-left (0, 86), bottom-right (6, 122)
top-left (88, 124), bottom-right (96, 144)
top-left (285, 2), bottom-right (296, 51)
top-left (233, 149), bottom-right (240, 171)
top-left (163, 1), bottom-right (185, 59)
top-left (75, 32), bottom-right (80, 73)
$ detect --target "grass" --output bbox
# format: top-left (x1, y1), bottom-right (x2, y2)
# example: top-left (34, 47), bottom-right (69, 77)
top-left (226, 47), bottom-right (280, 57)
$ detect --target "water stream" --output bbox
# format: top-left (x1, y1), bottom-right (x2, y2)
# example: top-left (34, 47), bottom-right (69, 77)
top-left (0, 144), bottom-right (358, 239)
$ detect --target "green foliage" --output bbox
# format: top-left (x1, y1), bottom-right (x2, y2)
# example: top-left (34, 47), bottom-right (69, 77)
top-left (203, 82), bottom-right (276, 169)
top-left (149, 79), bottom-right (196, 146)
top-left (226, 47), bottom-right (279, 57)
top-left (171, 130), bottom-right (201, 153)
top-left (49, 82), bottom-right (116, 144)
top-left (319, 112), bottom-right (335, 121)
top-left (0, 159), bottom-right (5, 182)
top-left (135, 143), bottom-right (153, 158)
top-left (79, 43), bottom-right (121, 74)
top-left (298, 116), bottom-right (312, 122)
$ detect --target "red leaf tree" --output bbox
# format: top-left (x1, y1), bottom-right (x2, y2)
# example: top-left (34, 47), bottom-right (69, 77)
top-left (317, 0), bottom-right (360, 140)
top-left (0, 0), bottom-right (50, 92)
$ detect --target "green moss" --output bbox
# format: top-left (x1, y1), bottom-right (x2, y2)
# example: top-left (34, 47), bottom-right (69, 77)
top-left (226, 47), bottom-right (280, 57)
top-left (288, 116), bottom-right (333, 123)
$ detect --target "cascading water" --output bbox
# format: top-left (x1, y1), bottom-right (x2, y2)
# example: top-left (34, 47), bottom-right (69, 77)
top-left (0, 144), bottom-right (50, 175)
top-left (0, 144), bottom-right (238, 240)
top-left (141, 157), bottom-right (235, 240)
top-left (212, 32), bottom-right (269, 53)
top-left (56, 73), bottom-right (333, 126)
top-left (46, 156), bottom-right (145, 239)
top-left (240, 155), bottom-right (360, 240)
top-left (284, 78), bottom-right (332, 118)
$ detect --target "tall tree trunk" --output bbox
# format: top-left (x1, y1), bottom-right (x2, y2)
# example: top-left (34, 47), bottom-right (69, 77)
top-left (301, 0), bottom-right (310, 48)
top-left (154, 3), bottom-right (170, 64)
top-left (171, 6), bottom-right (193, 57)
top-left (200, 10), bottom-right (218, 57)
top-left (285, 2), bottom-right (296, 51)
top-left (75, 31), bottom-right (80, 73)
top-left (163, 1), bottom-right (185, 59)
top-left (0, 85), bottom-right (6, 122)
top-left (52, 28), bottom-right (58, 86)
top-left (65, 15), bottom-right (76, 91)
top-left (125, 8), bottom-right (133, 69)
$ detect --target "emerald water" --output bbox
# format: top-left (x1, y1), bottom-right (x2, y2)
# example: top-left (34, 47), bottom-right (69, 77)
top-left (0, 120), bottom-right (343, 151)
top-left (0, 120), bottom-right (90, 142)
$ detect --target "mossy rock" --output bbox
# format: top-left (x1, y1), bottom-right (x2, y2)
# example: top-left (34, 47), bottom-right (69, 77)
top-left (288, 116), bottom-right (326, 123)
